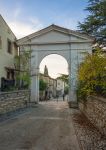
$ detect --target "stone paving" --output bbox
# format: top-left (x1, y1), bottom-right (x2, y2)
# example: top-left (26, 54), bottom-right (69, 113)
top-left (0, 100), bottom-right (106, 150)
top-left (0, 101), bottom-right (80, 150)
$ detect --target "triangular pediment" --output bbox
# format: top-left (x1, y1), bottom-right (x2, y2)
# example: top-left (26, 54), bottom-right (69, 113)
top-left (17, 24), bottom-right (94, 45)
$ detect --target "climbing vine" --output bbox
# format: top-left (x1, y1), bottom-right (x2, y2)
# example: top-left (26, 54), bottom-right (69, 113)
top-left (14, 50), bottom-right (31, 89)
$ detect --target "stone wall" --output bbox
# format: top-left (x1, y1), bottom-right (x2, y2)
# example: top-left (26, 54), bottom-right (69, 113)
top-left (0, 90), bottom-right (30, 115)
top-left (79, 96), bottom-right (106, 136)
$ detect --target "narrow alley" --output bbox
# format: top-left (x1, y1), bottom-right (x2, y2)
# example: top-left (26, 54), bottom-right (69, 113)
top-left (0, 101), bottom-right (105, 150)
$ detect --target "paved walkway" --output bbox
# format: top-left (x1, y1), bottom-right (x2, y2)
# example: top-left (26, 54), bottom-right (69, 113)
top-left (0, 101), bottom-right (106, 150)
top-left (0, 101), bottom-right (80, 150)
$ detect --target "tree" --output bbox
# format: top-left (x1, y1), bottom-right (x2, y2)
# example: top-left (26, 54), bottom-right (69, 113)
top-left (57, 74), bottom-right (69, 94)
top-left (57, 74), bottom-right (69, 84)
top-left (78, 0), bottom-right (106, 43)
top-left (44, 65), bottom-right (49, 76)
top-left (39, 79), bottom-right (47, 91)
top-left (64, 86), bottom-right (69, 95)
top-left (78, 47), bottom-right (106, 100)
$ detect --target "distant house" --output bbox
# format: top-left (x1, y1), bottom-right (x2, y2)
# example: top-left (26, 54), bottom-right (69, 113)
top-left (49, 77), bottom-right (57, 98)
top-left (0, 15), bottom-right (18, 91)
top-left (40, 74), bottom-right (57, 98)
top-left (39, 65), bottom-right (57, 98)
top-left (56, 79), bottom-right (65, 96)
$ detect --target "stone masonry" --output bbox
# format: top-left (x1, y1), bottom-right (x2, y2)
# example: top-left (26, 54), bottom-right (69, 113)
top-left (0, 90), bottom-right (30, 115)
top-left (79, 96), bottom-right (106, 136)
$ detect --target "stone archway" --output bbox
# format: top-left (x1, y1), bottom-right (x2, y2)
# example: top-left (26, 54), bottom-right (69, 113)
top-left (31, 50), bottom-right (71, 102)
top-left (39, 54), bottom-right (69, 100)
top-left (17, 24), bottom-right (93, 107)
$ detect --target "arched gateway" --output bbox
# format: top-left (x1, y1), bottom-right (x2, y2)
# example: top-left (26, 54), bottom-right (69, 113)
top-left (17, 24), bottom-right (93, 107)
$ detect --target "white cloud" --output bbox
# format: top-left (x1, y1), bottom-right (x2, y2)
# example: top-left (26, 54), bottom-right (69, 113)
top-left (14, 7), bottom-right (21, 18)
top-left (8, 19), bottom-right (43, 39)
top-left (29, 17), bottom-right (41, 25)
top-left (0, 5), bottom-right (43, 39)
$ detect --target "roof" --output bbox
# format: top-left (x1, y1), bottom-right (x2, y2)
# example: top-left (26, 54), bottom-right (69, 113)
top-left (40, 73), bottom-right (55, 80)
top-left (17, 24), bottom-right (94, 44)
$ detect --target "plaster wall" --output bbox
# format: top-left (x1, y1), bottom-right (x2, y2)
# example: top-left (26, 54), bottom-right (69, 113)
top-left (0, 15), bottom-right (17, 88)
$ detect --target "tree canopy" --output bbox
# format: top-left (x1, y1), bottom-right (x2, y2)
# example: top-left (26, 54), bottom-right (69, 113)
top-left (39, 79), bottom-right (47, 91)
top-left (78, 0), bottom-right (106, 44)
top-left (57, 74), bottom-right (69, 84)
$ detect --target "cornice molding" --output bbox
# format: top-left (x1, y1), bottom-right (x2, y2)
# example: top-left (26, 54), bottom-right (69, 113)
top-left (17, 24), bottom-right (94, 45)
top-left (18, 40), bottom-right (93, 46)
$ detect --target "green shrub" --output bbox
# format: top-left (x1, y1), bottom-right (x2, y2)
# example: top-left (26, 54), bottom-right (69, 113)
top-left (78, 47), bottom-right (106, 100)
top-left (39, 79), bottom-right (47, 91)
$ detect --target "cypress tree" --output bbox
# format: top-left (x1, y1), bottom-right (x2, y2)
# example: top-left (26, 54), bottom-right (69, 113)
top-left (44, 65), bottom-right (49, 76)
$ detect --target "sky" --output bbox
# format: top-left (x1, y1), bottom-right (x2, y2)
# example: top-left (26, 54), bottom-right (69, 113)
top-left (40, 54), bottom-right (68, 78)
top-left (0, 0), bottom-right (89, 78)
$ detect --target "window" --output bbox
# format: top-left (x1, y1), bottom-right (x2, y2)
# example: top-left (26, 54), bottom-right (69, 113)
top-left (0, 36), bottom-right (2, 49)
top-left (7, 39), bottom-right (12, 54)
top-left (6, 69), bottom-right (14, 80)
top-left (14, 42), bottom-right (18, 56)
top-left (11, 71), bottom-right (14, 80)
top-left (7, 70), bottom-right (11, 79)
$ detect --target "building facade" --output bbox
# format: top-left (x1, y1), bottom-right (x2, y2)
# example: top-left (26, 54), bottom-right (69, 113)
top-left (56, 79), bottom-right (65, 96)
top-left (39, 73), bottom-right (57, 98)
top-left (0, 15), bottom-right (18, 90)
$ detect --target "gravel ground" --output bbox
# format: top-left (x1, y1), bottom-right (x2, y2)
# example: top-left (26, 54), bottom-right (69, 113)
top-left (71, 109), bottom-right (106, 150)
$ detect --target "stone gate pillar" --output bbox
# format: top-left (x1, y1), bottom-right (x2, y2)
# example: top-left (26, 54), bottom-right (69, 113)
top-left (31, 68), bottom-right (39, 103)
top-left (68, 49), bottom-right (78, 107)
top-left (30, 51), bottom-right (39, 103)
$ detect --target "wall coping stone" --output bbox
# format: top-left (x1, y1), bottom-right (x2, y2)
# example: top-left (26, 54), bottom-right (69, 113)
top-left (88, 95), bottom-right (106, 103)
top-left (0, 90), bottom-right (30, 95)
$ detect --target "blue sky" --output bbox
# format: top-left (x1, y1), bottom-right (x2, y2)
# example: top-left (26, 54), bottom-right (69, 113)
top-left (0, 0), bottom-right (89, 78)
top-left (0, 0), bottom-right (88, 38)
